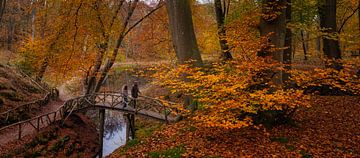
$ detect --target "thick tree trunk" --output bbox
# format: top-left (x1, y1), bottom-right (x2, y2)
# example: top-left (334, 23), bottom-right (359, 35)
top-left (258, 0), bottom-right (287, 84)
top-left (214, 0), bottom-right (232, 60)
top-left (166, 0), bottom-right (203, 66)
top-left (319, 0), bottom-right (341, 68)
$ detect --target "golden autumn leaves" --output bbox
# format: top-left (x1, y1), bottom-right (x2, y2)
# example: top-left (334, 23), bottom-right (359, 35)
top-left (149, 57), bottom-right (359, 129)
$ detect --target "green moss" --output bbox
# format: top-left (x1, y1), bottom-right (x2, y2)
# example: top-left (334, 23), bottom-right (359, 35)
top-left (137, 124), bottom-right (162, 138)
top-left (300, 150), bottom-right (313, 158)
top-left (50, 136), bottom-right (70, 152)
top-left (285, 145), bottom-right (296, 151)
top-left (36, 134), bottom-right (49, 145)
top-left (148, 145), bottom-right (185, 158)
top-left (270, 137), bottom-right (289, 144)
top-left (0, 90), bottom-right (21, 101)
top-left (0, 83), bottom-right (8, 90)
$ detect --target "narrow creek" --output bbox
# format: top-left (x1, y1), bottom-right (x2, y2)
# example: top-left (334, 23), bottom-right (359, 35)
top-left (88, 110), bottom-right (128, 157)
top-left (92, 68), bottom-right (147, 157)
top-left (102, 110), bottom-right (127, 157)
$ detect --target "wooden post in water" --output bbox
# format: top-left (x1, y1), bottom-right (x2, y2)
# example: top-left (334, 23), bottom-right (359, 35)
top-left (125, 114), bottom-right (130, 142)
top-left (99, 109), bottom-right (105, 158)
top-left (126, 113), bottom-right (135, 139)
top-left (129, 82), bottom-right (139, 139)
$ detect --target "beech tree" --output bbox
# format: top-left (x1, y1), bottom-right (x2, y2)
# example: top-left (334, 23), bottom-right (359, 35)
top-left (166, 0), bottom-right (203, 66)
top-left (258, 0), bottom-right (287, 84)
top-left (283, 0), bottom-right (292, 80)
top-left (319, 0), bottom-right (341, 68)
top-left (214, 0), bottom-right (233, 60)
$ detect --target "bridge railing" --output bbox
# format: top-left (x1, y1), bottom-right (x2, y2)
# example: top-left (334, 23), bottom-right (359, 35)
top-left (0, 93), bottom-right (90, 141)
top-left (0, 92), bottom-right (181, 142)
top-left (0, 89), bottom-right (59, 127)
top-left (0, 105), bottom-right (64, 140)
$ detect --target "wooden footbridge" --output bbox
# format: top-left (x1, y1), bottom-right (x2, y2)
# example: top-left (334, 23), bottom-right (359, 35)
top-left (0, 92), bottom-right (179, 157)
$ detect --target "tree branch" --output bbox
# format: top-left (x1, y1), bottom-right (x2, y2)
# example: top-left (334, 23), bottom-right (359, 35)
top-left (338, 5), bottom-right (360, 33)
top-left (123, 2), bottom-right (165, 37)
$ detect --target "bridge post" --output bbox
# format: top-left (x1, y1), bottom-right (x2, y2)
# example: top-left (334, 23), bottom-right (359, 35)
top-left (125, 114), bottom-right (130, 143)
top-left (98, 109), bottom-right (105, 158)
top-left (126, 113), bottom-right (135, 139)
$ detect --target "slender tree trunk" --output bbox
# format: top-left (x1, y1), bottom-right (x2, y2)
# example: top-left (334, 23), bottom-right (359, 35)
top-left (283, 0), bottom-right (292, 81)
top-left (301, 30), bottom-right (308, 60)
top-left (31, 0), bottom-right (36, 40)
top-left (292, 37), bottom-right (297, 59)
top-left (258, 0), bottom-right (287, 84)
top-left (85, 0), bottom-right (161, 94)
top-left (93, 0), bottom-right (139, 93)
top-left (316, 37), bottom-right (321, 54)
top-left (0, 0), bottom-right (6, 24)
top-left (319, 0), bottom-right (341, 69)
top-left (7, 16), bottom-right (14, 50)
top-left (36, 57), bottom-right (49, 82)
top-left (41, 0), bottom-right (47, 39)
top-left (85, 46), bottom-right (106, 94)
top-left (166, 0), bottom-right (203, 66)
top-left (214, 0), bottom-right (232, 60)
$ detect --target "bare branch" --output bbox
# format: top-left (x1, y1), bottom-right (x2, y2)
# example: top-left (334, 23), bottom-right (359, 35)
top-left (123, 2), bottom-right (165, 37)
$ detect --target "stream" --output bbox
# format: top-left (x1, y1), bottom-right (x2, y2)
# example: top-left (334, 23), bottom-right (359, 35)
top-left (89, 110), bottom-right (128, 157)
top-left (102, 110), bottom-right (127, 157)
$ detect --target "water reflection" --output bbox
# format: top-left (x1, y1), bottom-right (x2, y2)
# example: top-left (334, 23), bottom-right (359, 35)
top-left (102, 110), bottom-right (127, 157)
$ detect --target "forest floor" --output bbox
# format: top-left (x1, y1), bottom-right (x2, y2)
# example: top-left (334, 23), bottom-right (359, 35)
top-left (0, 113), bottom-right (99, 158)
top-left (0, 99), bottom-right (64, 146)
top-left (110, 96), bottom-right (360, 157)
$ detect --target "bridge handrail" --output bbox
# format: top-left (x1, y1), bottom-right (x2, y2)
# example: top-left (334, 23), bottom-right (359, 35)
top-left (0, 89), bottom-right (59, 125)
top-left (0, 92), bottom-right (181, 141)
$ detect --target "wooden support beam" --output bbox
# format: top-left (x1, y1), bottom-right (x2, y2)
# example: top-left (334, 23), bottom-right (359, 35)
top-left (18, 123), bottom-right (21, 140)
top-left (98, 109), bottom-right (105, 158)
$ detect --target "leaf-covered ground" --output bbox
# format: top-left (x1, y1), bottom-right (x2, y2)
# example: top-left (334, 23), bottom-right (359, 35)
top-left (110, 96), bottom-right (360, 157)
top-left (0, 114), bottom-right (99, 158)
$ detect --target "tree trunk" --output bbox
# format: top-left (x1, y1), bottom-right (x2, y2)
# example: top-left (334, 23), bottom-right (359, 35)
top-left (0, 0), bottom-right (6, 24)
top-left (31, 0), bottom-right (36, 40)
top-left (316, 37), bottom-right (321, 54)
top-left (301, 30), bottom-right (308, 60)
top-left (319, 0), bottom-right (341, 68)
top-left (93, 0), bottom-right (139, 93)
top-left (7, 16), bottom-right (14, 50)
top-left (214, 0), bottom-right (232, 60)
top-left (283, 0), bottom-right (292, 81)
top-left (85, 45), bottom-right (106, 94)
top-left (258, 0), bottom-right (287, 84)
top-left (36, 56), bottom-right (49, 82)
top-left (166, 0), bottom-right (203, 66)
top-left (41, 0), bottom-right (47, 39)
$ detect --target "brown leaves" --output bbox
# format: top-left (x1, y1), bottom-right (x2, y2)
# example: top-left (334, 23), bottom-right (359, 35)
top-left (110, 96), bottom-right (360, 157)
